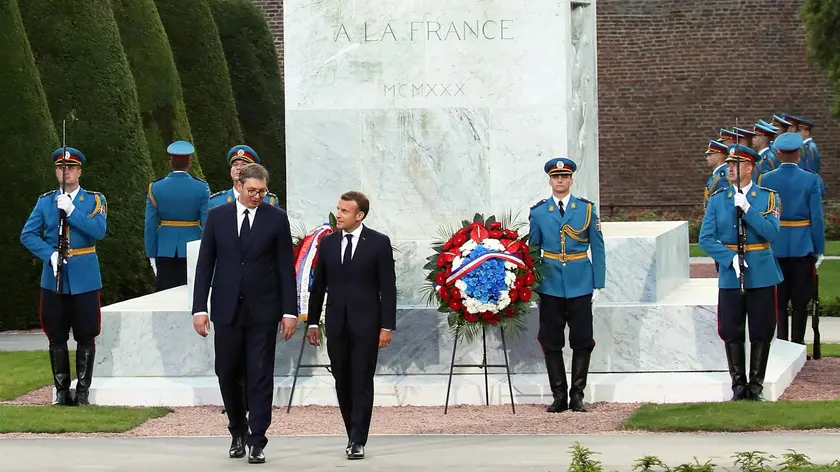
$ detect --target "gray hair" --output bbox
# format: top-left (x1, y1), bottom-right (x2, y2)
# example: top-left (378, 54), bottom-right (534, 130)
top-left (237, 163), bottom-right (269, 184)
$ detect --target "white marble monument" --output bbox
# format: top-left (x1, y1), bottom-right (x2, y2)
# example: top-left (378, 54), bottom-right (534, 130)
top-left (80, 0), bottom-right (806, 407)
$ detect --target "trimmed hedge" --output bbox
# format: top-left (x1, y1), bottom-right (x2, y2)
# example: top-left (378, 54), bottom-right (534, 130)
top-left (0, 0), bottom-right (59, 330)
top-left (20, 0), bottom-right (156, 307)
top-left (111, 0), bottom-right (204, 180)
top-left (155, 0), bottom-right (243, 191)
top-left (210, 0), bottom-right (286, 206)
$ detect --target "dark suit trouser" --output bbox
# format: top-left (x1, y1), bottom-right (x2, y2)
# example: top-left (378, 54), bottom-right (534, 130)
top-left (718, 287), bottom-right (777, 344)
top-left (214, 297), bottom-right (277, 448)
top-left (537, 293), bottom-right (594, 353)
top-left (776, 256), bottom-right (816, 344)
top-left (155, 257), bottom-right (187, 292)
top-left (327, 314), bottom-right (379, 446)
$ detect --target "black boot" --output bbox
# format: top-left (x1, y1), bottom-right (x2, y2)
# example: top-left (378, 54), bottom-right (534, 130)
top-left (747, 341), bottom-right (771, 401)
top-left (544, 352), bottom-right (568, 413)
top-left (48, 342), bottom-right (73, 406)
top-left (777, 307), bottom-right (789, 341)
top-left (790, 308), bottom-right (808, 346)
top-left (74, 344), bottom-right (95, 406)
top-left (724, 343), bottom-right (748, 401)
top-left (568, 350), bottom-right (591, 412)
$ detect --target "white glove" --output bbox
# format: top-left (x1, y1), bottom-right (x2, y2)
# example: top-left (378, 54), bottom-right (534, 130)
top-left (733, 192), bottom-right (750, 213)
top-left (149, 258), bottom-right (157, 276)
top-left (50, 251), bottom-right (67, 277)
top-left (816, 254), bottom-right (824, 269)
top-left (56, 194), bottom-right (75, 216)
top-left (732, 254), bottom-right (749, 278)
top-left (591, 289), bottom-right (601, 304)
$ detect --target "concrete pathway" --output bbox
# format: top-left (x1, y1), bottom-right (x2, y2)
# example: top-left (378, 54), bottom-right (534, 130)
top-left (0, 333), bottom-right (74, 352)
top-left (1, 434), bottom-right (839, 471)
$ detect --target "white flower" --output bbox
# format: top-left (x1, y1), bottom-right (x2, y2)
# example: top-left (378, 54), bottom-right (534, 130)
top-left (482, 239), bottom-right (505, 252)
top-left (504, 261), bottom-right (517, 270)
top-left (504, 270), bottom-right (517, 287)
top-left (455, 279), bottom-right (467, 292)
top-left (460, 239), bottom-right (477, 256)
top-left (452, 256), bottom-right (463, 271)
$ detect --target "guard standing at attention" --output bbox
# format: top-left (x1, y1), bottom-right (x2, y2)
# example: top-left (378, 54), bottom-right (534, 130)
top-left (757, 132), bottom-right (825, 344)
top-left (753, 121), bottom-right (780, 175)
top-left (209, 145), bottom-right (281, 209)
top-left (144, 140), bottom-right (210, 291)
top-left (528, 157), bottom-right (606, 413)
top-left (20, 147), bottom-right (108, 406)
top-left (699, 144), bottom-right (781, 402)
top-left (704, 139), bottom-right (729, 208)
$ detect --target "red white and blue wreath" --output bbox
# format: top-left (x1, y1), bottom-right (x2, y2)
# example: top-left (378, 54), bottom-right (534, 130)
top-left (423, 213), bottom-right (542, 341)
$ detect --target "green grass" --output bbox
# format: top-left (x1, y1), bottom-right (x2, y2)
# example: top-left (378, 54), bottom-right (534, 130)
top-left (624, 400), bottom-right (840, 432)
top-left (0, 350), bottom-right (170, 433)
top-left (690, 240), bottom-right (840, 257)
top-left (0, 405), bottom-right (170, 433)
top-left (0, 350), bottom-right (75, 401)
top-left (809, 343), bottom-right (840, 358)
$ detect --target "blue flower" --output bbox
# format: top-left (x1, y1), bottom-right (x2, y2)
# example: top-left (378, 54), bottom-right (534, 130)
top-left (461, 244), bottom-right (508, 304)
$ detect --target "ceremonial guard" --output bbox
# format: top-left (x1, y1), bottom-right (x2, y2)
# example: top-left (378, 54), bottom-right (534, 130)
top-left (788, 115), bottom-right (820, 174)
top-left (144, 141), bottom-right (210, 291)
top-left (208, 145), bottom-right (281, 209)
top-left (733, 127), bottom-right (758, 149)
top-left (528, 157), bottom-right (606, 413)
top-left (704, 140), bottom-right (729, 208)
top-left (720, 129), bottom-right (739, 146)
top-left (771, 114), bottom-right (795, 134)
top-left (753, 121), bottom-right (780, 175)
top-left (20, 147), bottom-right (107, 406)
top-left (757, 132), bottom-right (825, 344)
top-left (699, 144), bottom-right (781, 401)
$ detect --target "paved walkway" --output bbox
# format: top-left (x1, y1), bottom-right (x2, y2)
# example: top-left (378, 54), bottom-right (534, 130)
top-left (1, 434), bottom-right (839, 471)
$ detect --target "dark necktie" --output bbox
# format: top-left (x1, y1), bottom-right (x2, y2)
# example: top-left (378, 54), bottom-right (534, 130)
top-left (343, 234), bottom-right (353, 265)
top-left (558, 200), bottom-right (565, 216)
top-left (240, 209), bottom-right (251, 253)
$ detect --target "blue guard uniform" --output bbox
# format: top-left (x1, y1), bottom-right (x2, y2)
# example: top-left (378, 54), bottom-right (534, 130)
top-left (19, 147), bottom-right (107, 406)
top-left (208, 145), bottom-right (281, 209)
top-left (144, 140), bottom-right (210, 291)
top-left (528, 157), bottom-right (606, 414)
top-left (704, 140), bottom-right (729, 208)
top-left (756, 132), bottom-right (825, 345)
top-left (784, 115), bottom-right (821, 174)
top-left (699, 144), bottom-right (782, 402)
top-left (753, 121), bottom-right (781, 175)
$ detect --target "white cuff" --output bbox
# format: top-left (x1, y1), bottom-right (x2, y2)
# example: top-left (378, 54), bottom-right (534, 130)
top-left (308, 324), bottom-right (319, 329)
top-left (382, 328), bottom-right (391, 331)
top-left (193, 311), bottom-right (208, 317)
top-left (282, 314), bottom-right (296, 319)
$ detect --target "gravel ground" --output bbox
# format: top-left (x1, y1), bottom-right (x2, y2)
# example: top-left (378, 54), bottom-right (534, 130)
top-left (690, 263), bottom-right (718, 278)
top-left (2, 357), bottom-right (838, 438)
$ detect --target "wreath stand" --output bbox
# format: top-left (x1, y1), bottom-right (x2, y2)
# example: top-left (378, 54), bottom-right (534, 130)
top-left (444, 324), bottom-right (516, 414)
top-left (286, 324), bottom-right (331, 413)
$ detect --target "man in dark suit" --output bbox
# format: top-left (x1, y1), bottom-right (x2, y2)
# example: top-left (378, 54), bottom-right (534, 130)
top-left (191, 163), bottom-right (298, 464)
top-left (307, 191), bottom-right (397, 460)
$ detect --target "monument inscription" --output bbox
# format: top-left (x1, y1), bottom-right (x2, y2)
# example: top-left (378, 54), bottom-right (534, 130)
top-left (334, 20), bottom-right (515, 43)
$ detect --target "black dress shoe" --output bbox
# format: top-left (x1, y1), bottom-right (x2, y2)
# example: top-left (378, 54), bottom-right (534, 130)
top-left (346, 441), bottom-right (352, 455)
top-left (348, 443), bottom-right (364, 460)
top-left (229, 436), bottom-right (246, 458)
top-left (248, 445), bottom-right (265, 464)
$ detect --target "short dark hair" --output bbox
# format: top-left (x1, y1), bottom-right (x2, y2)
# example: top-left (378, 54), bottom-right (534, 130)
top-left (238, 163), bottom-right (269, 184)
top-left (341, 191), bottom-right (370, 218)
top-left (170, 158), bottom-right (190, 171)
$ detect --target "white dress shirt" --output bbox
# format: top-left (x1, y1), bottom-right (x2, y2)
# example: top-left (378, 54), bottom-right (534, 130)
top-left (193, 199), bottom-right (295, 320)
top-left (553, 193), bottom-right (571, 213)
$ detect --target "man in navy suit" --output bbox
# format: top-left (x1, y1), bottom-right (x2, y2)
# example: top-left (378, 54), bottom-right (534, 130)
top-left (191, 163), bottom-right (298, 464)
top-left (307, 191), bottom-right (397, 460)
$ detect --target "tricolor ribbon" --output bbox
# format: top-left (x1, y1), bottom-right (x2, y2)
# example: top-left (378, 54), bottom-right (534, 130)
top-left (434, 251), bottom-right (526, 293)
top-left (295, 223), bottom-right (333, 317)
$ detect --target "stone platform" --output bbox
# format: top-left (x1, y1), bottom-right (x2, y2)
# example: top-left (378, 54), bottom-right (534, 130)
top-left (81, 221), bottom-right (807, 406)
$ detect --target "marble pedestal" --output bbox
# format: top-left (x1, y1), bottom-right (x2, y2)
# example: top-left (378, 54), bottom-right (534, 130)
top-left (82, 221), bottom-right (807, 407)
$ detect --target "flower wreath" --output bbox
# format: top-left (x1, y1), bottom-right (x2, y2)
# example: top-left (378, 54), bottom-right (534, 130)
top-left (423, 213), bottom-right (542, 341)
top-left (292, 213), bottom-right (337, 329)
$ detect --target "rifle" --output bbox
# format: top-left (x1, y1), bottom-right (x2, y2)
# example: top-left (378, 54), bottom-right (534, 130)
top-left (734, 119), bottom-right (746, 295)
top-left (56, 120), bottom-right (68, 293)
top-left (813, 256), bottom-right (823, 359)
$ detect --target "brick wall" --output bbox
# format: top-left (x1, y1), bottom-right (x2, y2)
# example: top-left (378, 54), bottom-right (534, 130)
top-left (250, 0), bottom-right (839, 207)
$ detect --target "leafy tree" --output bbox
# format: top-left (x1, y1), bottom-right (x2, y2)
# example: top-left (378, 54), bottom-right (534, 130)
top-left (801, 0), bottom-right (840, 116)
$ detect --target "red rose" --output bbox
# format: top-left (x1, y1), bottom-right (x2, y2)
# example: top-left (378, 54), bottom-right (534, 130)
top-left (488, 230), bottom-right (503, 239)
top-left (480, 311), bottom-right (494, 320)
top-left (488, 222), bottom-right (502, 230)
top-left (450, 287), bottom-right (461, 299)
top-left (449, 299), bottom-right (462, 311)
top-left (440, 289), bottom-right (450, 301)
top-left (525, 272), bottom-right (535, 285)
top-left (514, 277), bottom-right (524, 289)
top-left (464, 312), bottom-right (479, 323)
top-left (520, 288), bottom-right (532, 301)
top-left (487, 315), bottom-right (500, 324)
top-left (435, 272), bottom-right (446, 285)
top-left (503, 307), bottom-right (516, 318)
top-left (454, 233), bottom-right (467, 246)
top-left (509, 288), bottom-right (519, 301)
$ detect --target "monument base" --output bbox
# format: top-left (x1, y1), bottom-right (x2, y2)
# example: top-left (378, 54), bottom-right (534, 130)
top-left (78, 337), bottom-right (805, 407)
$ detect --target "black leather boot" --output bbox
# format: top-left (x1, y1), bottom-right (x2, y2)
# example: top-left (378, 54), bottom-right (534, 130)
top-left (74, 344), bottom-right (95, 406)
top-left (747, 341), bottom-right (771, 401)
top-left (48, 342), bottom-right (73, 406)
top-left (544, 352), bottom-right (568, 413)
top-left (790, 309), bottom-right (808, 346)
top-left (568, 350), bottom-right (591, 412)
top-left (724, 342), bottom-right (748, 401)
